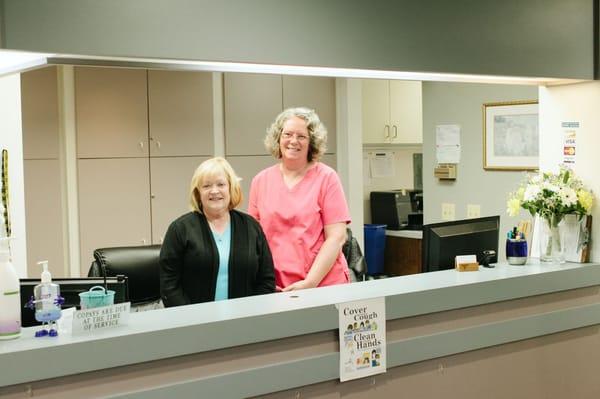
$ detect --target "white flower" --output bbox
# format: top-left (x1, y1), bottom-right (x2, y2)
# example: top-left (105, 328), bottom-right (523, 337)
top-left (523, 185), bottom-right (541, 201)
top-left (559, 187), bottom-right (578, 206)
top-left (543, 182), bottom-right (559, 192)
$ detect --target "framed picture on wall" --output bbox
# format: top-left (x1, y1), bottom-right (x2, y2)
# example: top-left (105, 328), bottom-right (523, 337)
top-left (483, 100), bottom-right (539, 170)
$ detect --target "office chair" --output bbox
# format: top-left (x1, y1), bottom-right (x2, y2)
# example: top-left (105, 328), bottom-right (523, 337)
top-left (88, 244), bottom-right (162, 308)
top-left (342, 228), bottom-right (367, 282)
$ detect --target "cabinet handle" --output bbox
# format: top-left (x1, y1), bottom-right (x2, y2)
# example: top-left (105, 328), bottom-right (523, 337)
top-left (139, 141), bottom-right (144, 150)
top-left (392, 125), bottom-right (398, 139)
top-left (151, 194), bottom-right (156, 199)
top-left (141, 239), bottom-right (147, 245)
top-left (156, 140), bottom-right (161, 149)
top-left (384, 125), bottom-right (390, 140)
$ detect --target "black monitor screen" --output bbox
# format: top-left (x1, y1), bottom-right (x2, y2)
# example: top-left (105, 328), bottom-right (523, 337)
top-left (422, 216), bottom-right (500, 272)
top-left (20, 276), bottom-right (129, 327)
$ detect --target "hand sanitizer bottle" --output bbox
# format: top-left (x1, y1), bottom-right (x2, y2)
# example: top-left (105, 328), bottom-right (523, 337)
top-left (0, 237), bottom-right (20, 340)
top-left (32, 261), bottom-right (62, 337)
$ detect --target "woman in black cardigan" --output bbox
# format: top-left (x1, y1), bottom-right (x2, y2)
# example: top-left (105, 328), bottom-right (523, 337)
top-left (160, 157), bottom-right (275, 307)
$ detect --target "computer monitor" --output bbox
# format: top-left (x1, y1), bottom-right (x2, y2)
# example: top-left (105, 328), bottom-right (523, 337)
top-left (20, 276), bottom-right (129, 327)
top-left (422, 215), bottom-right (500, 273)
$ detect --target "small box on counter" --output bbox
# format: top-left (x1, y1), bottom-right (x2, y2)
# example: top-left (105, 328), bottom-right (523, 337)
top-left (455, 255), bottom-right (479, 272)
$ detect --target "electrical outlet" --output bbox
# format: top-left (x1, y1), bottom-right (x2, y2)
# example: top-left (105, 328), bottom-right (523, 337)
top-left (467, 204), bottom-right (481, 218)
top-left (441, 203), bottom-right (455, 221)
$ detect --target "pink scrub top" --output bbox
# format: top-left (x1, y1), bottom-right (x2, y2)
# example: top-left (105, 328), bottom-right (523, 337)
top-left (249, 162), bottom-right (351, 289)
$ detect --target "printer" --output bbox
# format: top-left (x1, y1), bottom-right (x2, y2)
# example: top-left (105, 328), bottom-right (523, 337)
top-left (369, 189), bottom-right (423, 230)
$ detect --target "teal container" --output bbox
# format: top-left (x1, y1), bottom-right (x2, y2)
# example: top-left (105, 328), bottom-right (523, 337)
top-left (79, 286), bottom-right (115, 309)
top-left (364, 224), bottom-right (387, 275)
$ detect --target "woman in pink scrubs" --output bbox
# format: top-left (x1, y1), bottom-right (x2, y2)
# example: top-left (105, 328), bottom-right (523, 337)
top-left (249, 107), bottom-right (351, 291)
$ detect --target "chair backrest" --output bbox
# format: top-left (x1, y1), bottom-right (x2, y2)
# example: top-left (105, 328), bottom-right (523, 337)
top-left (342, 228), bottom-right (367, 282)
top-left (88, 244), bottom-right (161, 305)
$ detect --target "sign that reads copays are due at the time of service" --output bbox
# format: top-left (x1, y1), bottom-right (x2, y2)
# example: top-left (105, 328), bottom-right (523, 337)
top-left (72, 302), bottom-right (131, 335)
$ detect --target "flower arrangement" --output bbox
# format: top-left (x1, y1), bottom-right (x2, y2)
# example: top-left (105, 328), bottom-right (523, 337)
top-left (506, 166), bottom-right (594, 227)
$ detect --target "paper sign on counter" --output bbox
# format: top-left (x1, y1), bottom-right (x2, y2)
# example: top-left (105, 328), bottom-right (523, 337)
top-left (338, 297), bottom-right (386, 382)
top-left (72, 302), bottom-right (130, 335)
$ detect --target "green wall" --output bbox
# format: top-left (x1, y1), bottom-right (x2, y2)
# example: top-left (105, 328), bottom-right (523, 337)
top-left (422, 81), bottom-right (538, 259)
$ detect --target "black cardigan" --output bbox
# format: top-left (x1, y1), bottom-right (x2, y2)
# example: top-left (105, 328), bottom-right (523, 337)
top-left (159, 210), bottom-right (275, 307)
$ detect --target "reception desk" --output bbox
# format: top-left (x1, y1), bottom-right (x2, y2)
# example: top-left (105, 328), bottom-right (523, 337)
top-left (2, 262), bottom-right (600, 398)
top-left (384, 229), bottom-right (423, 275)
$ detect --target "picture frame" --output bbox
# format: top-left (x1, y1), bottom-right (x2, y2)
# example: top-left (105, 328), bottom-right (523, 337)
top-left (483, 100), bottom-right (539, 170)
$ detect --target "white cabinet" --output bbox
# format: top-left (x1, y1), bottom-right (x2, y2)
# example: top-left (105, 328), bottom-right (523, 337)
top-left (75, 67), bottom-right (149, 158)
top-left (224, 73), bottom-right (282, 156)
top-left (21, 67), bottom-right (65, 277)
top-left (282, 75), bottom-right (337, 153)
top-left (148, 70), bottom-right (214, 156)
top-left (23, 160), bottom-right (65, 278)
top-left (149, 156), bottom-right (209, 244)
top-left (21, 66), bottom-right (60, 160)
top-left (75, 68), bottom-right (216, 273)
top-left (225, 73), bottom-right (337, 156)
top-left (362, 79), bottom-right (422, 144)
top-left (77, 158), bottom-right (152, 275)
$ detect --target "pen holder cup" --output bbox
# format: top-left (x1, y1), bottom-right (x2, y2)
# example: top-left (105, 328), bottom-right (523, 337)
top-left (79, 286), bottom-right (115, 309)
top-left (506, 239), bottom-right (528, 265)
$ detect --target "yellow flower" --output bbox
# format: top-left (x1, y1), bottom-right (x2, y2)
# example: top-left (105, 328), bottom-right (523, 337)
top-left (516, 186), bottom-right (525, 201)
top-left (506, 197), bottom-right (521, 217)
top-left (577, 189), bottom-right (594, 213)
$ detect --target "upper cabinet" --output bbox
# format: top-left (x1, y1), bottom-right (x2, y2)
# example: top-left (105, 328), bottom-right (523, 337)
top-left (362, 79), bottom-right (422, 145)
top-left (20, 66), bottom-right (60, 160)
top-left (225, 73), bottom-right (337, 156)
top-left (75, 67), bottom-right (149, 158)
top-left (224, 73), bottom-right (282, 156)
top-left (282, 76), bottom-right (337, 153)
top-left (148, 70), bottom-right (214, 157)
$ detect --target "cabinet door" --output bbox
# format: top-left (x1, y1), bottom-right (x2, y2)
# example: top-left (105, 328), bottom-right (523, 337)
top-left (77, 158), bottom-right (151, 275)
top-left (384, 236), bottom-right (422, 276)
top-left (389, 80), bottom-right (422, 144)
top-left (224, 73), bottom-right (282, 156)
top-left (24, 160), bottom-right (65, 278)
top-left (75, 67), bottom-right (149, 158)
top-left (361, 79), bottom-right (390, 144)
top-left (150, 156), bottom-right (209, 244)
top-left (21, 66), bottom-right (60, 160)
top-left (148, 71), bottom-right (214, 157)
top-left (283, 76), bottom-right (337, 153)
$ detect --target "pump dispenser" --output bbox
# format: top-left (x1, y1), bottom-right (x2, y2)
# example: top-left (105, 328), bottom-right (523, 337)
top-left (0, 237), bottom-right (20, 340)
top-left (32, 260), bottom-right (62, 337)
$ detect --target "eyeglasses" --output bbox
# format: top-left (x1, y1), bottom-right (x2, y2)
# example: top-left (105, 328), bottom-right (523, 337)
top-left (281, 132), bottom-right (309, 142)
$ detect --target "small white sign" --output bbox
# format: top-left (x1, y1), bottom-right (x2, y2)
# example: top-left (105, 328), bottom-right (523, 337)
top-left (338, 297), bottom-right (386, 382)
top-left (71, 302), bottom-right (131, 335)
top-left (561, 121), bottom-right (579, 165)
top-left (455, 255), bottom-right (477, 264)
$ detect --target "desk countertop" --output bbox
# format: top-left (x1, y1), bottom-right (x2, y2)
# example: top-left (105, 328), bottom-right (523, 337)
top-left (385, 229), bottom-right (422, 239)
top-left (2, 261), bottom-right (600, 389)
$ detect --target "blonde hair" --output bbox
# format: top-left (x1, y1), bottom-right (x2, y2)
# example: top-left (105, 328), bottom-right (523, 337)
top-left (264, 107), bottom-right (327, 162)
top-left (189, 157), bottom-right (243, 213)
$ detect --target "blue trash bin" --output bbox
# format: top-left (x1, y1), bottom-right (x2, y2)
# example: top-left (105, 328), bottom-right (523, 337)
top-left (364, 224), bottom-right (387, 275)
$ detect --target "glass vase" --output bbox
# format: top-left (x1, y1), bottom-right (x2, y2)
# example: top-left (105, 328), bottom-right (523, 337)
top-left (539, 216), bottom-right (566, 264)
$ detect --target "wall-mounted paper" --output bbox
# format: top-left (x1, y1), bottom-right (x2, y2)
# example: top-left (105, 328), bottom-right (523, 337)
top-left (436, 124), bottom-right (461, 164)
top-left (369, 152), bottom-right (395, 178)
